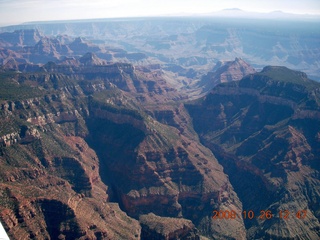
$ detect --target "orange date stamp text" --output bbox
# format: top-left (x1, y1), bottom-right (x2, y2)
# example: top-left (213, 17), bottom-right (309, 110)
top-left (212, 209), bottom-right (307, 220)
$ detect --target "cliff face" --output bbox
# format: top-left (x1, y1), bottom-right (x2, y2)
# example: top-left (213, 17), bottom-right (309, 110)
top-left (0, 63), bottom-right (245, 239)
top-left (86, 93), bottom-right (245, 239)
top-left (0, 130), bottom-right (141, 239)
top-left (0, 73), bottom-right (143, 239)
top-left (186, 66), bottom-right (320, 239)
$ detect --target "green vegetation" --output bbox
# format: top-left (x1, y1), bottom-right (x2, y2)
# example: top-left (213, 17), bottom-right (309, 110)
top-left (37, 126), bottom-right (77, 157)
top-left (213, 66), bottom-right (320, 107)
top-left (258, 66), bottom-right (320, 90)
top-left (2, 144), bottom-right (36, 167)
top-left (0, 116), bottom-right (20, 136)
top-left (90, 90), bottom-right (144, 120)
top-left (0, 187), bottom-right (16, 210)
top-left (0, 72), bottom-right (44, 101)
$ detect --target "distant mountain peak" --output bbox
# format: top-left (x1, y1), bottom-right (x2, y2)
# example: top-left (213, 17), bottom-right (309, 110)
top-left (79, 52), bottom-right (106, 66)
top-left (222, 8), bottom-right (244, 12)
top-left (197, 58), bottom-right (256, 94)
top-left (212, 57), bottom-right (255, 74)
top-left (73, 37), bottom-right (85, 44)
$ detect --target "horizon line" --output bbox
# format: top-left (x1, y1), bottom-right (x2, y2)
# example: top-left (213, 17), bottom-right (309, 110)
top-left (1, 9), bottom-right (320, 28)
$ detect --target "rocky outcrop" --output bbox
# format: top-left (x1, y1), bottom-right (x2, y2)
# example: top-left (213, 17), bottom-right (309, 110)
top-left (19, 126), bottom-right (41, 144)
top-left (69, 37), bottom-right (100, 55)
top-left (0, 132), bottom-right (20, 146)
top-left (0, 127), bottom-right (41, 146)
top-left (79, 52), bottom-right (106, 66)
top-left (197, 57), bottom-right (256, 94)
top-left (140, 213), bottom-right (200, 240)
top-left (211, 57), bottom-right (256, 83)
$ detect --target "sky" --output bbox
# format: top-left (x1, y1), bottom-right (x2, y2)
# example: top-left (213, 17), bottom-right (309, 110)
top-left (0, 0), bottom-right (320, 26)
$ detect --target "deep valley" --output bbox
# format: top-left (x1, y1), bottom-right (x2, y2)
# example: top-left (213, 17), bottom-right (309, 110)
top-left (0, 16), bottom-right (319, 240)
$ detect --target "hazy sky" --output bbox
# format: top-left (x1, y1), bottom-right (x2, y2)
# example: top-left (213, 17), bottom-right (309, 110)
top-left (0, 0), bottom-right (320, 26)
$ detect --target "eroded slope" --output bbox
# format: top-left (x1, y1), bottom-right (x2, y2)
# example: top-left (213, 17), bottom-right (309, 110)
top-left (187, 66), bottom-right (320, 239)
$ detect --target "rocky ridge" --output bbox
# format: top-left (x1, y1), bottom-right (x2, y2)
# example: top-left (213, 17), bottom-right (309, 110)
top-left (196, 57), bottom-right (256, 94)
top-left (186, 66), bottom-right (320, 239)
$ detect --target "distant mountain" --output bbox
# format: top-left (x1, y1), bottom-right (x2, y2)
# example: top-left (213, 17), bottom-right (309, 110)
top-left (0, 29), bottom-right (42, 47)
top-left (79, 52), bottom-right (106, 66)
top-left (196, 57), bottom-right (256, 94)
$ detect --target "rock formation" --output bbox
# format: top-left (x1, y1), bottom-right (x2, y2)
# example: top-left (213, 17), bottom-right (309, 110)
top-left (196, 57), bottom-right (256, 94)
top-left (140, 213), bottom-right (200, 240)
top-left (186, 66), bottom-right (320, 239)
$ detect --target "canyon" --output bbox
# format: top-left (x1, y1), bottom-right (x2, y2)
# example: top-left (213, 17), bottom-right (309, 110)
top-left (0, 17), bottom-right (319, 239)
